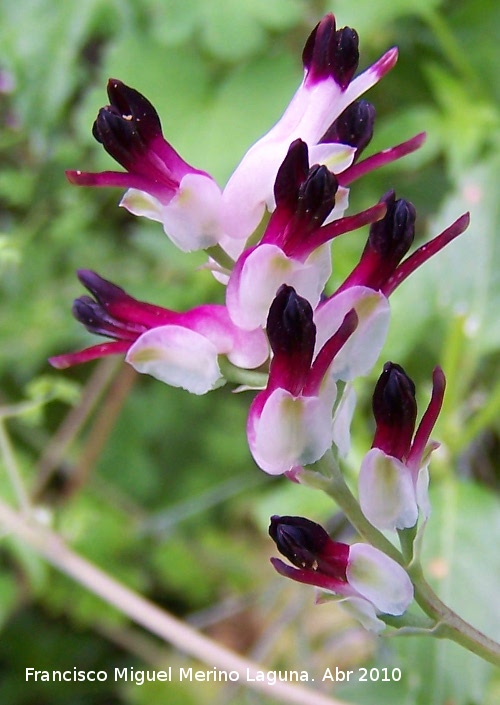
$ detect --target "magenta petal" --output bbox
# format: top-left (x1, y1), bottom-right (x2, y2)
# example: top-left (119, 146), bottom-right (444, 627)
top-left (270, 557), bottom-right (350, 594)
top-left (338, 132), bottom-right (426, 186)
top-left (407, 366), bottom-right (446, 471)
top-left (66, 170), bottom-right (170, 202)
top-left (49, 341), bottom-right (130, 368)
top-left (307, 201), bottom-right (386, 252)
top-left (383, 213), bottom-right (470, 295)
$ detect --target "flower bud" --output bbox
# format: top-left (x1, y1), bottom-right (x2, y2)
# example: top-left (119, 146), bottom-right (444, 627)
top-left (92, 79), bottom-right (164, 170)
top-left (266, 285), bottom-right (316, 368)
top-left (321, 100), bottom-right (376, 157)
top-left (302, 15), bottom-right (359, 90)
top-left (269, 515), bottom-right (349, 579)
top-left (273, 140), bottom-right (337, 234)
top-left (372, 362), bottom-right (417, 461)
top-left (368, 190), bottom-right (416, 262)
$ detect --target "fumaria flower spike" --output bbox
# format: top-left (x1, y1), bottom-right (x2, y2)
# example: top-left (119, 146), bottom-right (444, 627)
top-left (49, 270), bottom-right (268, 395)
top-left (49, 11), bottom-right (492, 656)
top-left (269, 515), bottom-right (414, 632)
top-left (358, 362), bottom-right (446, 531)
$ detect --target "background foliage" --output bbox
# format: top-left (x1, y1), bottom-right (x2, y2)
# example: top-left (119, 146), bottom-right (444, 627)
top-left (1, 0), bottom-right (500, 703)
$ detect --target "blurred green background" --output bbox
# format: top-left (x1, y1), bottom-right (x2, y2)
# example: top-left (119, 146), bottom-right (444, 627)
top-left (1, 0), bottom-right (500, 703)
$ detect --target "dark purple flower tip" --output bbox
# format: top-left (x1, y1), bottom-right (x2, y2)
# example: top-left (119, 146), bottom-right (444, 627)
top-left (72, 271), bottom-right (145, 341)
top-left (92, 79), bottom-right (163, 170)
top-left (368, 191), bottom-right (416, 262)
top-left (71, 296), bottom-right (136, 340)
top-left (303, 14), bottom-right (359, 90)
top-left (269, 515), bottom-right (349, 581)
top-left (321, 100), bottom-right (376, 157)
top-left (266, 285), bottom-right (316, 361)
top-left (296, 164), bottom-right (338, 228)
top-left (76, 269), bottom-right (129, 308)
top-left (274, 139), bottom-right (310, 210)
top-left (372, 362), bottom-right (417, 461)
top-left (273, 139), bottom-right (337, 236)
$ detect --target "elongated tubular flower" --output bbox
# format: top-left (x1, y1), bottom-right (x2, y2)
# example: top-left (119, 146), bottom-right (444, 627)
top-left (269, 515), bottom-right (414, 632)
top-left (49, 270), bottom-right (268, 395)
top-left (221, 13), bottom-right (426, 242)
top-left (358, 362), bottom-right (446, 531)
top-left (246, 285), bottom-right (359, 475)
top-left (334, 190), bottom-right (470, 296)
top-left (226, 139), bottom-right (386, 331)
top-left (66, 79), bottom-right (224, 252)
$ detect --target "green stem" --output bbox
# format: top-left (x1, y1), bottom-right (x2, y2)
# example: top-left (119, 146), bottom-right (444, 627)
top-left (316, 452), bottom-right (500, 666)
top-left (316, 452), bottom-right (403, 564)
top-left (204, 244), bottom-right (235, 271)
top-left (408, 562), bottom-right (500, 667)
top-left (218, 358), bottom-right (268, 388)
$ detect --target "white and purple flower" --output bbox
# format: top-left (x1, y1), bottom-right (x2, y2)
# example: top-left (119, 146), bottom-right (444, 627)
top-left (269, 515), bottom-right (414, 632)
top-left (49, 270), bottom-right (268, 395)
top-left (358, 362), bottom-right (446, 531)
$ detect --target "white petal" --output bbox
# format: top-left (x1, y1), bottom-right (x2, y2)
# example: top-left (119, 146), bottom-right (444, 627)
top-left (248, 383), bottom-right (336, 475)
top-left (308, 142), bottom-right (356, 174)
top-left (120, 189), bottom-right (164, 222)
top-left (126, 325), bottom-right (222, 395)
top-left (415, 463), bottom-right (431, 520)
top-left (161, 173), bottom-right (225, 252)
top-left (336, 596), bottom-right (387, 633)
top-left (358, 448), bottom-right (418, 531)
top-left (347, 543), bottom-right (414, 616)
top-left (314, 287), bottom-right (390, 381)
top-left (323, 185), bottom-right (350, 224)
top-left (332, 383), bottom-right (357, 458)
top-left (226, 244), bottom-right (327, 330)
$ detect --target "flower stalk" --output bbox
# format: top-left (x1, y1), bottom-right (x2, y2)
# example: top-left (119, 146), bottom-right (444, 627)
top-left (313, 452), bottom-right (500, 666)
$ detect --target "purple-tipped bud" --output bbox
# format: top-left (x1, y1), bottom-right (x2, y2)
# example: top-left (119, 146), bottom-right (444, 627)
top-left (77, 269), bottom-right (128, 308)
top-left (92, 79), bottom-right (163, 170)
top-left (368, 191), bottom-right (416, 262)
top-left (372, 362), bottom-right (417, 461)
top-left (266, 285), bottom-right (316, 362)
top-left (296, 164), bottom-right (338, 227)
top-left (274, 139), bottom-right (310, 210)
top-left (272, 140), bottom-right (338, 245)
top-left (333, 28), bottom-right (360, 90)
top-left (302, 14), bottom-right (359, 90)
top-left (269, 515), bottom-right (349, 581)
top-left (71, 271), bottom-right (147, 340)
top-left (321, 100), bottom-right (376, 157)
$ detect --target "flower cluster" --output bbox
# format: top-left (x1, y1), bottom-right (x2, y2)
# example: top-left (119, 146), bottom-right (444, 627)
top-left (51, 14), bottom-right (468, 630)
